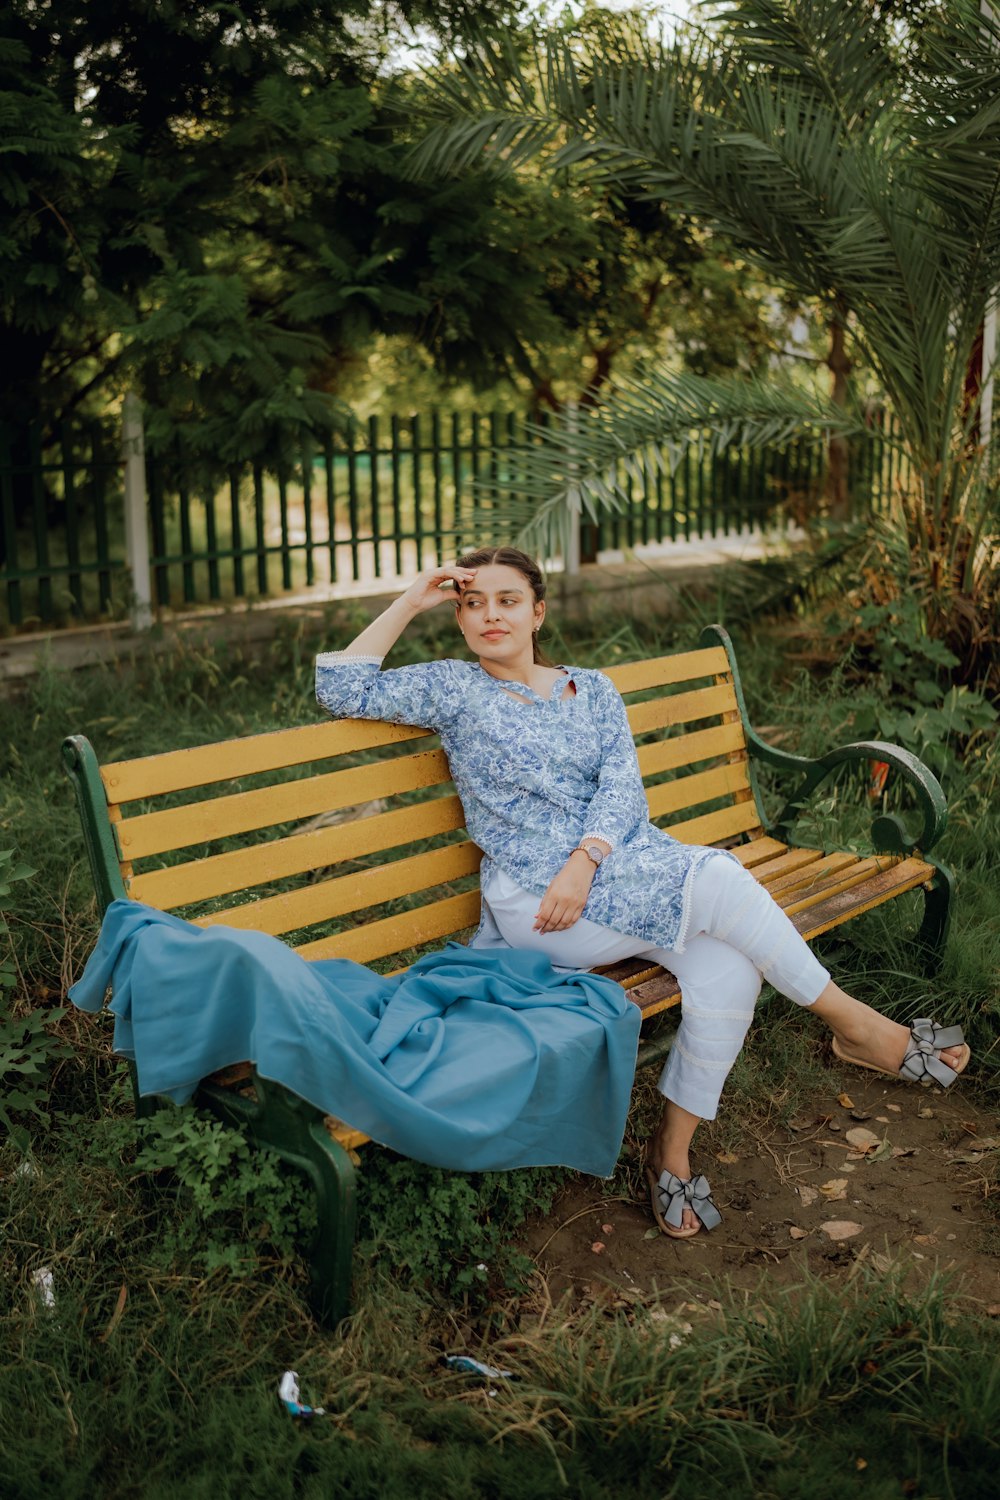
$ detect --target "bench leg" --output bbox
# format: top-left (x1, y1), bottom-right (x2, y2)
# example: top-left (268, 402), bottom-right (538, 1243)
top-left (197, 1074), bottom-right (357, 1327)
top-left (917, 863), bottom-right (954, 976)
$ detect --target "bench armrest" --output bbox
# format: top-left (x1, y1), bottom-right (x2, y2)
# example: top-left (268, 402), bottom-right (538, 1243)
top-left (764, 740), bottom-right (947, 856)
top-left (697, 625), bottom-right (947, 857)
top-left (62, 733), bottom-right (128, 911)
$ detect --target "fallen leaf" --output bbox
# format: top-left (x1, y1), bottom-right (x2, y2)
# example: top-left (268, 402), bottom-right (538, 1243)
top-left (643, 1228), bottom-right (659, 1241)
top-left (856, 1458), bottom-right (868, 1471)
top-left (837, 1092), bottom-right (855, 1109)
top-left (98, 1283), bottom-right (128, 1343)
top-left (845, 1127), bottom-right (882, 1151)
top-left (875, 1115), bottom-right (890, 1123)
top-left (716, 1151), bottom-right (739, 1164)
top-left (886, 1104), bottom-right (902, 1113)
top-left (797, 1185), bottom-right (819, 1207)
top-left (820, 1220), bottom-right (863, 1241)
top-left (961, 1121), bottom-right (979, 1134)
top-left (918, 1107), bottom-right (935, 1119)
top-left (866, 1140), bottom-right (895, 1163)
top-left (914, 1234), bottom-right (938, 1246)
top-left (870, 1251), bottom-right (893, 1274)
top-left (706, 1298), bottom-right (723, 1311)
top-left (789, 1226), bottom-right (809, 1240)
top-left (890, 1146), bottom-right (918, 1158)
top-left (820, 1177), bottom-right (849, 1200)
top-left (986, 1304), bottom-right (1000, 1317)
top-left (839, 1162), bottom-right (857, 1172)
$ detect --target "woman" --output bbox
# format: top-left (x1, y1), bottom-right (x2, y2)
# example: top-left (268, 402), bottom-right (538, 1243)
top-left (315, 546), bottom-right (969, 1238)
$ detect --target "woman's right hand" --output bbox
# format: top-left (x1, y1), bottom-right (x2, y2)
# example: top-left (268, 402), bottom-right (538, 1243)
top-left (400, 563), bottom-right (477, 614)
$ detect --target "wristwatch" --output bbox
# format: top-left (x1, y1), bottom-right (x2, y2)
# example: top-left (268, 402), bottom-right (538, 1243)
top-left (577, 841), bottom-right (607, 868)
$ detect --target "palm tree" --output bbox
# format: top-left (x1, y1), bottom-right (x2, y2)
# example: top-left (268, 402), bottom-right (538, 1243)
top-left (410, 0), bottom-right (1000, 681)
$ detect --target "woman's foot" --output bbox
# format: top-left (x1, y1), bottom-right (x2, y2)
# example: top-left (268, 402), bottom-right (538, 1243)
top-left (646, 1100), bottom-right (704, 1233)
top-left (810, 982), bottom-right (967, 1084)
top-left (829, 1011), bottom-right (966, 1082)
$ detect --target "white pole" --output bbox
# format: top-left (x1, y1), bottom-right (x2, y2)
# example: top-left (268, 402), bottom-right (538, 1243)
top-left (564, 400), bottom-right (581, 578)
top-left (122, 390), bottom-right (153, 631)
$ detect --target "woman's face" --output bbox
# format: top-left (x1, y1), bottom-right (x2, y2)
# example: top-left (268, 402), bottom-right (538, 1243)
top-left (456, 563), bottom-right (545, 664)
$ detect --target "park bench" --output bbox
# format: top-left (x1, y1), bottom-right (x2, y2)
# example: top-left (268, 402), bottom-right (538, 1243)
top-left (63, 623), bottom-right (951, 1324)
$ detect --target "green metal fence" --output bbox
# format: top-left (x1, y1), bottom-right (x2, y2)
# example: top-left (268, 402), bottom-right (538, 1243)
top-left (0, 407), bottom-right (903, 632)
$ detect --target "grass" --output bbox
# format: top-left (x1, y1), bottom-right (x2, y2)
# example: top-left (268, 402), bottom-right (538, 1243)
top-left (2, 588), bottom-right (999, 1495)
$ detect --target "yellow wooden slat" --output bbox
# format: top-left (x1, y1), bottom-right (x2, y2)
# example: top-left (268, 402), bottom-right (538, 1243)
top-left (794, 858), bottom-right (932, 941)
top-left (781, 858), bottom-right (886, 916)
top-left (730, 837), bottom-right (789, 868)
top-left (662, 799), bottom-right (764, 845)
top-left (764, 851), bottom-right (860, 899)
top-left (295, 890), bottom-right (481, 963)
top-left (195, 842), bottom-right (482, 936)
top-left (102, 718), bottom-right (433, 803)
top-left (629, 972), bottom-right (683, 1016)
top-left (636, 720), bottom-right (747, 778)
top-left (645, 762), bottom-right (752, 821)
top-left (603, 647), bottom-right (731, 696)
top-left (750, 847), bottom-right (824, 883)
top-left (129, 794), bottom-right (467, 909)
top-left (626, 682), bottom-right (740, 737)
top-left (117, 746), bottom-right (453, 860)
top-left (325, 1117), bottom-right (370, 1151)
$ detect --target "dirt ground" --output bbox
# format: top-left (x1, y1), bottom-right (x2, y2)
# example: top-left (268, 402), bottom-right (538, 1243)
top-left (516, 1067), bottom-right (1000, 1311)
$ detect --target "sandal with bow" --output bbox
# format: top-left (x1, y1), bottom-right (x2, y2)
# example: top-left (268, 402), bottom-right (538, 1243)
top-left (645, 1167), bottom-right (723, 1239)
top-left (832, 1016), bottom-right (970, 1089)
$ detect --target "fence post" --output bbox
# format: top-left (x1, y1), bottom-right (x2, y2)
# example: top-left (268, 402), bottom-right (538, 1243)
top-left (122, 390), bottom-right (153, 630)
top-left (563, 400), bottom-right (581, 580)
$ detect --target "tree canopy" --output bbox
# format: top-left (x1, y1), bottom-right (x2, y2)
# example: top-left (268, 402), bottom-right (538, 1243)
top-left (1, 0), bottom-right (787, 468)
top-left (412, 0), bottom-right (1000, 674)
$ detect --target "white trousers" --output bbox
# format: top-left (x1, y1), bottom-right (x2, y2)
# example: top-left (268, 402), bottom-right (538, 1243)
top-left (481, 853), bottom-right (831, 1120)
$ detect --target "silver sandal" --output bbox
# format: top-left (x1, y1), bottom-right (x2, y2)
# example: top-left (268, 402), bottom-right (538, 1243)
top-left (645, 1167), bottom-right (723, 1239)
top-left (833, 1016), bottom-right (970, 1089)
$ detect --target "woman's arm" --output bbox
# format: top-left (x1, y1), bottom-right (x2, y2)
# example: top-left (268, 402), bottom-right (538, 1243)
top-left (581, 673), bottom-right (648, 851)
top-left (315, 562), bottom-right (476, 728)
top-left (336, 563), bottom-right (476, 658)
top-left (532, 674), bottom-right (644, 934)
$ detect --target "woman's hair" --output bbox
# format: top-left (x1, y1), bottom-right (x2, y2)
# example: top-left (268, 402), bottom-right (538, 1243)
top-left (454, 545), bottom-right (552, 665)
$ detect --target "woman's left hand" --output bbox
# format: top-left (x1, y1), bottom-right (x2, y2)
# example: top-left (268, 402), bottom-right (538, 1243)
top-left (533, 853), bottom-right (595, 933)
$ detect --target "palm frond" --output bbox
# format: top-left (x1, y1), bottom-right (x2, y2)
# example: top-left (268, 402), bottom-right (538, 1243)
top-left (472, 368), bottom-right (861, 558)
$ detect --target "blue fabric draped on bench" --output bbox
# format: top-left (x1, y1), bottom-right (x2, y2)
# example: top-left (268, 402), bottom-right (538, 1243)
top-left (70, 900), bottom-right (642, 1176)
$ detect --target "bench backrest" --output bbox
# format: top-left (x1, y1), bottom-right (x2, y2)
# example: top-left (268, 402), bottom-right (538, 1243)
top-left (64, 639), bottom-right (765, 971)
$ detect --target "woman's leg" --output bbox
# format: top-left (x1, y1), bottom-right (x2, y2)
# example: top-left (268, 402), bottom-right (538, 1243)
top-left (643, 934), bottom-right (761, 1231)
top-left (688, 854), bottom-right (967, 1076)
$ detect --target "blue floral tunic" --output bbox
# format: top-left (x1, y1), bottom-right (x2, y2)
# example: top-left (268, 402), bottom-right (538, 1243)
top-left (315, 653), bottom-right (730, 953)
